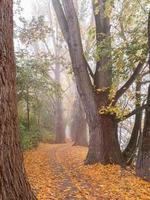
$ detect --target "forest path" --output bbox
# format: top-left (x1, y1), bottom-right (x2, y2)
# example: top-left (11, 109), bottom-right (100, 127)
top-left (48, 143), bottom-right (94, 200)
top-left (24, 143), bottom-right (150, 200)
top-left (24, 143), bottom-right (102, 200)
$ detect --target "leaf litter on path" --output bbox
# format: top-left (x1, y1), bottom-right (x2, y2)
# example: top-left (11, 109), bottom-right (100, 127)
top-left (24, 143), bottom-right (150, 200)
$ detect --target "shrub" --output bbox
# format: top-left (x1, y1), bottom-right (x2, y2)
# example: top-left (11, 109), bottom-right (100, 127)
top-left (40, 129), bottom-right (55, 144)
top-left (20, 123), bottom-right (41, 151)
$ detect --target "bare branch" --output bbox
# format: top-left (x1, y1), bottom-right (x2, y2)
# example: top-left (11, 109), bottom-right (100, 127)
top-left (87, 63), bottom-right (94, 78)
top-left (142, 70), bottom-right (150, 77)
top-left (118, 104), bottom-right (147, 122)
top-left (113, 62), bottom-right (144, 104)
top-left (141, 80), bottom-right (150, 85)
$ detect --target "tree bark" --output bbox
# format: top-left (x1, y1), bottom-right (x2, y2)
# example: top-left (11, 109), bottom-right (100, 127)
top-left (92, 0), bottom-right (112, 89)
top-left (85, 114), bottom-right (121, 164)
top-left (0, 1), bottom-right (36, 199)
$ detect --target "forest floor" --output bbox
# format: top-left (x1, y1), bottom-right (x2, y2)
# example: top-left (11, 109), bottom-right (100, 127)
top-left (24, 143), bottom-right (150, 200)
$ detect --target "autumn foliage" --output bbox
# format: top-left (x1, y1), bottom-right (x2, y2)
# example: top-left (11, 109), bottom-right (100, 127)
top-left (24, 143), bottom-right (150, 200)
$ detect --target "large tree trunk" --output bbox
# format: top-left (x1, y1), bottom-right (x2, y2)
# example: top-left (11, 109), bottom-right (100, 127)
top-left (85, 115), bottom-right (121, 164)
top-left (85, 0), bottom-right (122, 164)
top-left (52, 0), bottom-right (122, 164)
top-left (136, 85), bottom-right (150, 181)
top-left (71, 95), bottom-right (88, 146)
top-left (0, 1), bottom-right (36, 199)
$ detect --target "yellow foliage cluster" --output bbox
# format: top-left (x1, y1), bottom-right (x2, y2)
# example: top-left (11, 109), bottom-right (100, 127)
top-left (24, 143), bottom-right (150, 200)
top-left (96, 85), bottom-right (130, 120)
top-left (99, 104), bottom-right (129, 120)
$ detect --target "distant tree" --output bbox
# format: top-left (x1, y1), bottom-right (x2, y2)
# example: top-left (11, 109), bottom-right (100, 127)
top-left (16, 50), bottom-right (55, 131)
top-left (54, 64), bottom-right (66, 143)
top-left (70, 93), bottom-right (88, 146)
top-left (18, 12), bottom-right (66, 143)
top-left (0, 0), bottom-right (35, 199)
top-left (49, 17), bottom-right (66, 143)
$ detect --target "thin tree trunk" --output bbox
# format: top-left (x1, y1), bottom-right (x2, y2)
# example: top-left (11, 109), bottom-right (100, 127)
top-left (0, 1), bottom-right (36, 199)
top-left (47, 9), bottom-right (65, 143)
top-left (55, 100), bottom-right (65, 143)
top-left (26, 86), bottom-right (30, 131)
top-left (136, 85), bottom-right (150, 181)
top-left (55, 99), bottom-right (65, 143)
top-left (136, 11), bottom-right (150, 180)
top-left (122, 81), bottom-right (142, 164)
top-left (54, 65), bottom-right (65, 143)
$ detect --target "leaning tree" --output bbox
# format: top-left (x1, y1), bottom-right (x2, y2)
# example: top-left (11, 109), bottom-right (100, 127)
top-left (0, 0), bottom-right (36, 199)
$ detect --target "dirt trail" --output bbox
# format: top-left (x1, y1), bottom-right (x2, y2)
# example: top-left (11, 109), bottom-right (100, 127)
top-left (24, 143), bottom-right (150, 200)
top-left (47, 143), bottom-right (102, 199)
top-left (24, 143), bottom-right (104, 199)
top-left (49, 145), bottom-right (82, 200)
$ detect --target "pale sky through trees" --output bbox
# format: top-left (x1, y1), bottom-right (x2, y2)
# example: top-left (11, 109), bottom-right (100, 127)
top-left (21, 0), bottom-right (33, 18)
